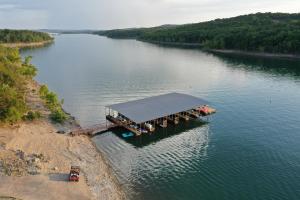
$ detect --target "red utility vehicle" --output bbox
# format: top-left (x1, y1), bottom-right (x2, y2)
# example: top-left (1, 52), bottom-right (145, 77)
top-left (198, 106), bottom-right (209, 116)
top-left (69, 166), bottom-right (80, 182)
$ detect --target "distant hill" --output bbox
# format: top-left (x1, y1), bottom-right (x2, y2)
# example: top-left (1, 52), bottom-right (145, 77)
top-left (96, 13), bottom-right (300, 54)
top-left (0, 29), bottom-right (53, 44)
top-left (95, 25), bottom-right (178, 39)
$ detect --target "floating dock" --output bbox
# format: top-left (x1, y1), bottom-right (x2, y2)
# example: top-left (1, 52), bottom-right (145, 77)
top-left (105, 92), bottom-right (216, 136)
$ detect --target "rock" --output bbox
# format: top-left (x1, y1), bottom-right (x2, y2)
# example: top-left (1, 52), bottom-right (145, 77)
top-left (56, 129), bottom-right (65, 134)
top-left (53, 166), bottom-right (58, 171)
top-left (35, 163), bottom-right (42, 169)
top-left (57, 128), bottom-right (72, 134)
top-left (15, 150), bottom-right (25, 160)
top-left (36, 153), bottom-right (47, 162)
top-left (28, 167), bottom-right (38, 175)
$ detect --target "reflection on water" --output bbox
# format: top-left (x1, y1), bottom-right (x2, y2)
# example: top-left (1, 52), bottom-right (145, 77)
top-left (21, 34), bottom-right (300, 200)
top-left (214, 53), bottom-right (300, 78)
top-left (110, 119), bottom-right (208, 148)
top-left (93, 122), bottom-right (210, 199)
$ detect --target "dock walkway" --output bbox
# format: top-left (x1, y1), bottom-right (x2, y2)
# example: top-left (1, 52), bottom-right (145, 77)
top-left (71, 123), bottom-right (117, 137)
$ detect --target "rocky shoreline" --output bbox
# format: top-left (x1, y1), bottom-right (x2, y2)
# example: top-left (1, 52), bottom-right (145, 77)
top-left (1, 40), bottom-right (54, 48)
top-left (0, 78), bottom-right (126, 199)
top-left (209, 49), bottom-right (300, 59)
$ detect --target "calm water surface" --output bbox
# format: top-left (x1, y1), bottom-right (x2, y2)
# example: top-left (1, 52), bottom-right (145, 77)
top-left (21, 34), bottom-right (300, 200)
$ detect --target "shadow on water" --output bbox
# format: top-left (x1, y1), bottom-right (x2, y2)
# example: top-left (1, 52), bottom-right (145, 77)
top-left (213, 53), bottom-right (300, 78)
top-left (109, 118), bottom-right (209, 148)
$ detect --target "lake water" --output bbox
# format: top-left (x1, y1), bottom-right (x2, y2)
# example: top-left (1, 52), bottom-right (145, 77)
top-left (21, 34), bottom-right (300, 200)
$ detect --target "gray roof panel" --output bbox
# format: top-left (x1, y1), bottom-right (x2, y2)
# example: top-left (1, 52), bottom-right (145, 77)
top-left (108, 92), bottom-right (208, 123)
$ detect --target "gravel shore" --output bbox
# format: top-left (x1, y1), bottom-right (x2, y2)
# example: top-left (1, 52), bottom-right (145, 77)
top-left (0, 79), bottom-right (126, 200)
top-left (1, 40), bottom-right (53, 48)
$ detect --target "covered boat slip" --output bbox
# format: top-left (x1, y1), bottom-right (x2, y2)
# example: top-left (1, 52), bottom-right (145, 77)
top-left (105, 92), bottom-right (216, 136)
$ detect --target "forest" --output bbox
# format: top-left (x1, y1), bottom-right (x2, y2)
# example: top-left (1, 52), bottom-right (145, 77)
top-left (0, 29), bottom-right (52, 43)
top-left (97, 13), bottom-right (300, 54)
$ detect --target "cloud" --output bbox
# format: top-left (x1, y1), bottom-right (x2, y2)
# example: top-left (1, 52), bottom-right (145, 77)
top-left (0, 2), bottom-right (48, 29)
top-left (0, 4), bottom-right (17, 10)
top-left (0, 0), bottom-right (299, 29)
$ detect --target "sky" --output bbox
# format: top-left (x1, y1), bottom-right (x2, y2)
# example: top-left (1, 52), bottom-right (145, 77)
top-left (0, 0), bottom-right (299, 30)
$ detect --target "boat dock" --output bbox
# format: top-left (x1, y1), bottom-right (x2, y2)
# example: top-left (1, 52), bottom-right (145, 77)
top-left (105, 92), bottom-right (216, 136)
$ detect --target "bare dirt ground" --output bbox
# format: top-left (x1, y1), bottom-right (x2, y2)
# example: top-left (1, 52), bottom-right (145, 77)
top-left (0, 80), bottom-right (125, 200)
top-left (0, 120), bottom-right (125, 200)
top-left (0, 175), bottom-right (90, 200)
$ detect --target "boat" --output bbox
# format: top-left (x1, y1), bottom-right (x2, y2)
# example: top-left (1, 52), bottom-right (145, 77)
top-left (122, 132), bottom-right (134, 138)
top-left (140, 128), bottom-right (148, 134)
top-left (197, 105), bottom-right (216, 116)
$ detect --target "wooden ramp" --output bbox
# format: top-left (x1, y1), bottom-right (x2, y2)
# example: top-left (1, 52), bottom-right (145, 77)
top-left (71, 123), bottom-right (117, 137)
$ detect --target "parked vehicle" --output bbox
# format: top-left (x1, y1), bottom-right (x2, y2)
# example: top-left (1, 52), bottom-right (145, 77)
top-left (69, 166), bottom-right (80, 182)
top-left (122, 132), bottom-right (134, 138)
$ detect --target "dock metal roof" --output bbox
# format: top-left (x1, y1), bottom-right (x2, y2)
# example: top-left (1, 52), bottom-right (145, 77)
top-left (107, 92), bottom-right (208, 123)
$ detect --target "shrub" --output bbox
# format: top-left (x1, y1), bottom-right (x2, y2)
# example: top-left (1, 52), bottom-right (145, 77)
top-left (19, 56), bottom-right (37, 77)
top-left (6, 106), bottom-right (23, 123)
top-left (39, 85), bottom-right (49, 97)
top-left (50, 109), bottom-right (67, 123)
top-left (19, 65), bottom-right (37, 77)
top-left (0, 84), bottom-right (27, 123)
top-left (39, 84), bottom-right (67, 123)
top-left (23, 111), bottom-right (41, 121)
top-left (45, 92), bottom-right (60, 108)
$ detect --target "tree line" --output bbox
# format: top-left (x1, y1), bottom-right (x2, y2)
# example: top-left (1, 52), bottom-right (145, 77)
top-left (0, 29), bottom-right (52, 43)
top-left (97, 13), bottom-right (300, 54)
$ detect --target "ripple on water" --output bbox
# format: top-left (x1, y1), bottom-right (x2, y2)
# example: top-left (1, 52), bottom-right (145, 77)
top-left (93, 124), bottom-right (211, 198)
